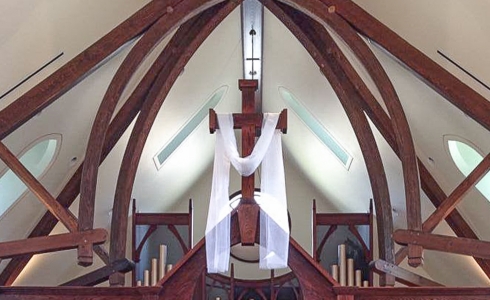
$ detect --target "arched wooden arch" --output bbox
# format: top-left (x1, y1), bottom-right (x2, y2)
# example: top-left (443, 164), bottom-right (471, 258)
top-left (75, 0), bottom-right (418, 287)
top-left (108, 1), bottom-right (241, 285)
top-left (78, 0), bottom-right (230, 265)
top-left (262, 0), bottom-right (395, 285)
top-left (2, 0), bottom-right (490, 291)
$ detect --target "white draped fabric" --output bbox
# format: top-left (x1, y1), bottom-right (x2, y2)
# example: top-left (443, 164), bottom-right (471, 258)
top-left (205, 113), bottom-right (289, 273)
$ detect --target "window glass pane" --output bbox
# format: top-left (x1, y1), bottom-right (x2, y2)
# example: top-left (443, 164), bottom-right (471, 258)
top-left (447, 139), bottom-right (490, 201)
top-left (0, 137), bottom-right (60, 217)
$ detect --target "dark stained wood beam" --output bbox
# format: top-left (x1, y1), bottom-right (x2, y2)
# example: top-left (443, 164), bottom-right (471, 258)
top-left (370, 259), bottom-right (442, 287)
top-left (0, 0), bottom-right (172, 140)
top-left (0, 142), bottom-right (78, 232)
top-left (283, 0), bottom-right (490, 279)
top-left (318, 0), bottom-right (490, 132)
top-left (109, 1), bottom-right (240, 286)
top-left (264, 0), bottom-right (395, 285)
top-left (396, 153), bottom-right (490, 262)
top-left (394, 230), bottom-right (490, 260)
top-left (280, 0), bottom-right (423, 267)
top-left (0, 142), bottom-right (109, 268)
top-left (208, 109), bottom-right (288, 133)
top-left (78, 0), bottom-right (227, 266)
top-left (0, 28), bottom-right (157, 285)
top-left (0, 229), bottom-right (106, 259)
top-left (422, 153), bottom-right (490, 233)
top-left (60, 259), bottom-right (134, 287)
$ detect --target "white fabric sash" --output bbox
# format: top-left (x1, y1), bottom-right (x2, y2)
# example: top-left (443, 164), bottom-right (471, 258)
top-left (205, 113), bottom-right (289, 273)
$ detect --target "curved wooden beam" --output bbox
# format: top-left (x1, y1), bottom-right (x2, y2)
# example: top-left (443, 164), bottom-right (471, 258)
top-left (0, 44), bottom-right (156, 285)
top-left (278, 0), bottom-right (422, 267)
top-left (78, 0), bottom-right (225, 265)
top-left (319, 0), bottom-right (490, 132)
top-left (0, 0), bottom-right (171, 140)
top-left (264, 0), bottom-right (395, 285)
top-left (108, 1), bottom-right (239, 286)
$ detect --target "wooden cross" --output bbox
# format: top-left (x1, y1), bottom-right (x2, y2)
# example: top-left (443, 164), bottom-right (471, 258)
top-left (209, 79), bottom-right (287, 245)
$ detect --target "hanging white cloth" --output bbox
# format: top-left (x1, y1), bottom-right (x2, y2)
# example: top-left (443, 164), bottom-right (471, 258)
top-left (205, 113), bottom-right (289, 273)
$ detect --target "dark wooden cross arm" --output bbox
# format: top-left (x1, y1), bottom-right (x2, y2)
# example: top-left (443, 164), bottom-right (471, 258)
top-left (208, 79), bottom-right (287, 246)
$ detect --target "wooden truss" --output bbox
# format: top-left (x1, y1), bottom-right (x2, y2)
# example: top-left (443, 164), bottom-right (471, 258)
top-left (0, 0), bottom-right (489, 298)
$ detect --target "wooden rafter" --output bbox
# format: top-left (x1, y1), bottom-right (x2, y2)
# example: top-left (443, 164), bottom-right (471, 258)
top-left (289, 0), bottom-right (490, 279)
top-left (394, 230), bottom-right (490, 260)
top-left (0, 0), bottom-right (172, 140)
top-left (318, 0), bottom-right (490, 132)
top-left (0, 229), bottom-right (106, 259)
top-left (264, 0), bottom-right (396, 285)
top-left (281, 0), bottom-right (423, 266)
top-left (108, 1), bottom-right (239, 286)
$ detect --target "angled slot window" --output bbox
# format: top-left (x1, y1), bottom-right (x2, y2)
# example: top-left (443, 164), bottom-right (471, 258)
top-left (153, 86), bottom-right (228, 169)
top-left (445, 136), bottom-right (490, 201)
top-left (279, 87), bottom-right (353, 169)
top-left (0, 134), bottom-right (61, 218)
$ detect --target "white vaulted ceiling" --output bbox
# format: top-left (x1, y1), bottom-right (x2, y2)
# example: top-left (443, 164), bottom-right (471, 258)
top-left (0, 0), bottom-right (489, 287)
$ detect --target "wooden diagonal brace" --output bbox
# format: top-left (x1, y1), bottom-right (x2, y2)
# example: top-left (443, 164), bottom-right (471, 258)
top-left (0, 142), bottom-right (108, 266)
top-left (0, 142), bottom-right (78, 231)
top-left (0, 229), bottom-right (107, 259)
top-left (396, 153), bottom-right (490, 263)
top-left (370, 259), bottom-right (442, 287)
top-left (423, 153), bottom-right (490, 233)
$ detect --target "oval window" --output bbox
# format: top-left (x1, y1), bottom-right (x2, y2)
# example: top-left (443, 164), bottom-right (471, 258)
top-left (0, 134), bottom-right (61, 218)
top-left (445, 136), bottom-right (490, 201)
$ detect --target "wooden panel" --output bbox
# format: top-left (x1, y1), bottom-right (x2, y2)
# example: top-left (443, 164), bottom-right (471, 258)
top-left (108, 2), bottom-right (239, 286)
top-left (134, 213), bottom-right (191, 225)
top-left (0, 0), bottom-right (171, 140)
top-left (315, 213), bottom-right (370, 225)
top-left (0, 229), bottom-right (107, 259)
